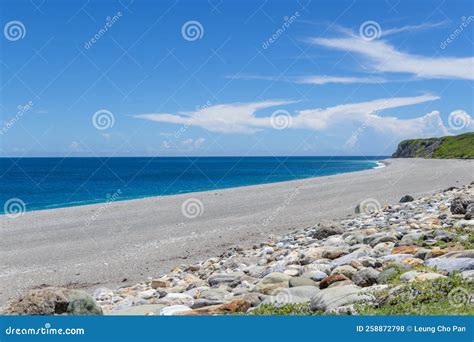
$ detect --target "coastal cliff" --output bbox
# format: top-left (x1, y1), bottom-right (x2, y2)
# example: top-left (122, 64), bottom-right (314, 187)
top-left (392, 132), bottom-right (474, 159)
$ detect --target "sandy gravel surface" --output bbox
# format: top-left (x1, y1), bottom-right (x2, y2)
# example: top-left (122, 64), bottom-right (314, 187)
top-left (1, 158), bottom-right (473, 305)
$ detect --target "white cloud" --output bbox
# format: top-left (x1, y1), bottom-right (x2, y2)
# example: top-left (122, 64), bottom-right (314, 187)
top-left (380, 21), bottom-right (447, 37)
top-left (134, 94), bottom-right (451, 141)
top-left (295, 75), bottom-right (386, 85)
top-left (291, 94), bottom-right (441, 131)
top-left (309, 35), bottom-right (474, 80)
top-left (135, 100), bottom-right (296, 134)
top-left (227, 73), bottom-right (387, 85)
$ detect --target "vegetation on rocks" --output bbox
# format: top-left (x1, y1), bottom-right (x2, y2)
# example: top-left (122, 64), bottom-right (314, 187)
top-left (357, 274), bottom-right (474, 315)
top-left (392, 132), bottom-right (474, 159)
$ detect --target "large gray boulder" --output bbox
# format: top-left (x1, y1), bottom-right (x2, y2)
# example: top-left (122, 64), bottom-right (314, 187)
top-left (310, 221), bottom-right (344, 240)
top-left (261, 286), bottom-right (320, 307)
top-left (5, 287), bottom-right (103, 316)
top-left (465, 203), bottom-right (474, 220)
top-left (425, 250), bottom-right (474, 273)
top-left (352, 267), bottom-right (380, 287)
top-left (450, 197), bottom-right (471, 215)
top-left (309, 285), bottom-right (375, 312)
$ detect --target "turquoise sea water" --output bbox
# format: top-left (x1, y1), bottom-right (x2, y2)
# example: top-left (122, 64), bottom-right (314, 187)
top-left (0, 157), bottom-right (385, 214)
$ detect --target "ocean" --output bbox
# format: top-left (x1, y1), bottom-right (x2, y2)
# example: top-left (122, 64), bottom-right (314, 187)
top-left (0, 156), bottom-right (385, 214)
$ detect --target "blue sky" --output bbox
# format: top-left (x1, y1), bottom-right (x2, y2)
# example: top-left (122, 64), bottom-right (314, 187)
top-left (0, 0), bottom-right (473, 157)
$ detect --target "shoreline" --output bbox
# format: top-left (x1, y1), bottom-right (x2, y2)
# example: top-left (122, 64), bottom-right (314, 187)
top-left (1, 158), bottom-right (473, 306)
top-left (0, 158), bottom-right (385, 215)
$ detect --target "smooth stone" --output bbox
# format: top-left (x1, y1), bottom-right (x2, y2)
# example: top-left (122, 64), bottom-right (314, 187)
top-left (310, 221), bottom-right (344, 240)
top-left (301, 270), bottom-right (328, 281)
top-left (191, 299), bottom-right (224, 309)
top-left (352, 267), bottom-right (380, 287)
top-left (289, 277), bottom-right (317, 287)
top-left (159, 305), bottom-right (192, 316)
top-left (199, 289), bottom-right (232, 302)
top-left (140, 289), bottom-right (157, 300)
top-left (5, 287), bottom-right (103, 316)
top-left (208, 272), bottom-right (243, 286)
top-left (400, 195), bottom-right (414, 203)
top-left (309, 285), bottom-right (375, 312)
top-left (363, 233), bottom-right (397, 247)
top-left (331, 265), bottom-right (357, 278)
top-left (255, 272), bottom-right (290, 294)
top-left (319, 274), bottom-right (349, 289)
top-left (425, 257), bottom-right (474, 273)
top-left (158, 293), bottom-right (194, 306)
top-left (151, 279), bottom-right (169, 289)
top-left (391, 246), bottom-right (418, 254)
top-left (261, 286), bottom-right (320, 306)
top-left (380, 254), bottom-right (414, 262)
top-left (106, 304), bottom-right (165, 315)
top-left (331, 250), bottom-right (368, 268)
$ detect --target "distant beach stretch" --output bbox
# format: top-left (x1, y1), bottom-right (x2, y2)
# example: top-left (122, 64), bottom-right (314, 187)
top-left (1, 158), bottom-right (472, 306)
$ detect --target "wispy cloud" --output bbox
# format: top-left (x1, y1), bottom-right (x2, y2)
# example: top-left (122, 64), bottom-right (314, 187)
top-left (380, 21), bottom-right (447, 37)
top-left (134, 94), bottom-right (456, 141)
top-left (227, 73), bottom-right (387, 85)
top-left (135, 100), bottom-right (297, 134)
top-left (295, 75), bottom-right (386, 85)
top-left (309, 35), bottom-right (474, 80)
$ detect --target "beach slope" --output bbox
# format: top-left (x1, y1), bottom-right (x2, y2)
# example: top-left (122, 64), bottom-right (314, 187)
top-left (1, 158), bottom-right (473, 305)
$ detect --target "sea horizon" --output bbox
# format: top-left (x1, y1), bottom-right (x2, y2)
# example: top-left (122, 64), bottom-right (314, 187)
top-left (1, 156), bottom-right (387, 214)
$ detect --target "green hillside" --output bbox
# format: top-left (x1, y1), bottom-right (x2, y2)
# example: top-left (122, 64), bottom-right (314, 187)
top-left (392, 132), bottom-right (474, 159)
